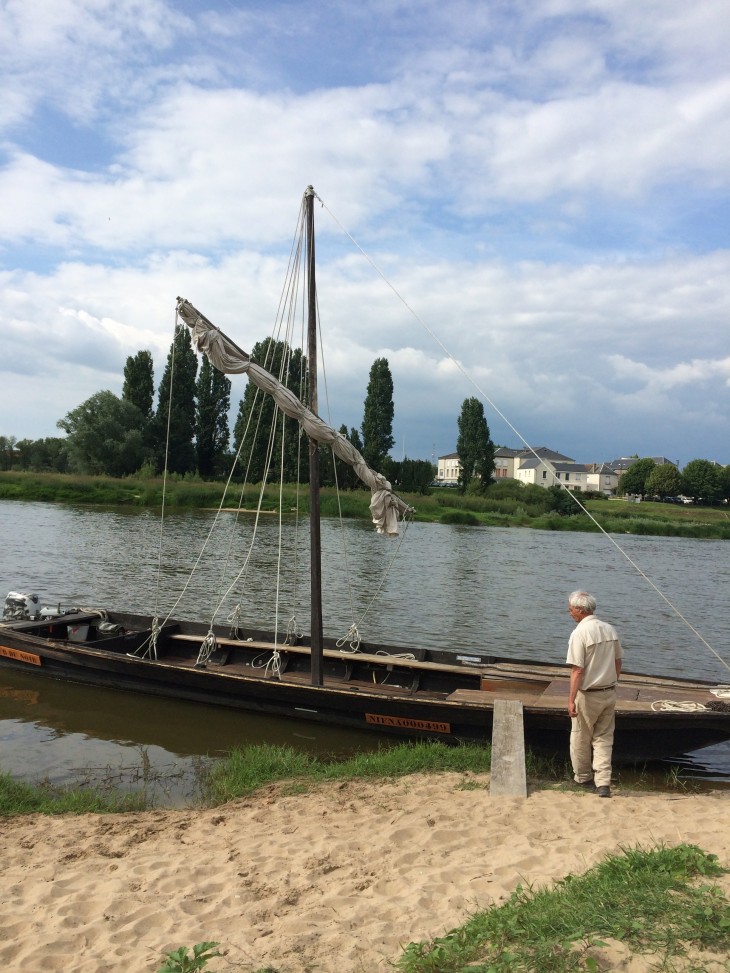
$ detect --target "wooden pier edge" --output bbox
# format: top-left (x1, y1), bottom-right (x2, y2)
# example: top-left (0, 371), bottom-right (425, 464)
top-left (489, 698), bottom-right (527, 798)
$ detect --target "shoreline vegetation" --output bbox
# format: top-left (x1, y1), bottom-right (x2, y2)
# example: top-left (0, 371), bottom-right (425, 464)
top-left (2, 470), bottom-right (730, 539)
top-left (0, 739), bottom-right (718, 819)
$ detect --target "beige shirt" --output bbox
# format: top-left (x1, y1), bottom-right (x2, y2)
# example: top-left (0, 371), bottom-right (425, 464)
top-left (566, 615), bottom-right (623, 690)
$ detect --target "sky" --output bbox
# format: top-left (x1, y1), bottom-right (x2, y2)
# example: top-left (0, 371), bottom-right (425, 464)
top-left (1, 0), bottom-right (728, 469)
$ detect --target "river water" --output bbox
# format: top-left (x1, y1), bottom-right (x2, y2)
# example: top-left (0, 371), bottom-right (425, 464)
top-left (1, 499), bottom-right (729, 803)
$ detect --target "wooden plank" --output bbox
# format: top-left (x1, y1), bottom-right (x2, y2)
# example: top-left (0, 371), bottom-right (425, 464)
top-left (168, 633), bottom-right (484, 677)
top-left (490, 699), bottom-right (527, 798)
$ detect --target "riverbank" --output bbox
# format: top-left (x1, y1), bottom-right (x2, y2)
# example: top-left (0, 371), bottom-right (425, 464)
top-left (1, 471), bottom-right (729, 538)
top-left (1, 774), bottom-right (728, 973)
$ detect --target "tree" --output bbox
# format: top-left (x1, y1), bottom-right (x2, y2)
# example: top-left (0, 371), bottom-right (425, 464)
top-left (718, 465), bottom-right (730, 504)
top-left (547, 485), bottom-right (585, 515)
top-left (154, 325), bottom-right (198, 475)
top-left (361, 358), bottom-right (394, 471)
top-left (645, 463), bottom-right (682, 499)
top-left (0, 435), bottom-right (17, 470)
top-left (390, 458), bottom-right (436, 494)
top-left (681, 459), bottom-right (721, 504)
top-left (233, 338), bottom-right (307, 483)
top-left (455, 397), bottom-right (495, 494)
top-left (618, 458), bottom-right (655, 497)
top-left (122, 351), bottom-right (155, 419)
top-left (321, 425), bottom-right (364, 490)
top-left (58, 391), bottom-right (147, 475)
top-left (195, 357), bottom-right (231, 478)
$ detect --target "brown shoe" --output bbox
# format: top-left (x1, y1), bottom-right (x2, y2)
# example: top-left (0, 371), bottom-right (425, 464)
top-left (597, 786), bottom-right (611, 798)
top-left (574, 779), bottom-right (596, 791)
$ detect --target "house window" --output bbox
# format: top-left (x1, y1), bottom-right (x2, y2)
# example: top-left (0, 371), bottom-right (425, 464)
top-left (542, 470), bottom-right (547, 479)
top-left (565, 473), bottom-right (570, 481)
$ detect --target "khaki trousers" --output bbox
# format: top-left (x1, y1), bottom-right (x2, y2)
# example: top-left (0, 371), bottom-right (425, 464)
top-left (570, 689), bottom-right (616, 787)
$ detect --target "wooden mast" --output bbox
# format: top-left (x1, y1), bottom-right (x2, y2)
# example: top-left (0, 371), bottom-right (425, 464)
top-left (305, 186), bottom-right (323, 686)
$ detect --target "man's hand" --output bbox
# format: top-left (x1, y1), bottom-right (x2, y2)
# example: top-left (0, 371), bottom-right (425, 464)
top-left (568, 665), bottom-right (584, 719)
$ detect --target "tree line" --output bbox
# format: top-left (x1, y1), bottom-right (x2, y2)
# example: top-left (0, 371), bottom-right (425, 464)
top-left (616, 456), bottom-right (730, 505)
top-left (0, 329), bottom-right (439, 494)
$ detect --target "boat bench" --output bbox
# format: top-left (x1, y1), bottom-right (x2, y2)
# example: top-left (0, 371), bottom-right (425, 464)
top-left (3, 611), bottom-right (103, 634)
top-left (86, 622), bottom-right (180, 654)
top-left (167, 633), bottom-right (480, 676)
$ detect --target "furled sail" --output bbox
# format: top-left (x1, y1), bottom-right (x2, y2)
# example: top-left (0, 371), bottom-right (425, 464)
top-left (176, 298), bottom-right (412, 535)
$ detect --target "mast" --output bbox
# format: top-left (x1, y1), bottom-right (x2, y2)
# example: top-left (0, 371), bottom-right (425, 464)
top-left (305, 186), bottom-right (323, 686)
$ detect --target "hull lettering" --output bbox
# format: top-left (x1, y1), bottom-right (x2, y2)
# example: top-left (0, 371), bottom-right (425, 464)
top-left (0, 645), bottom-right (42, 666)
top-left (365, 713), bottom-right (451, 733)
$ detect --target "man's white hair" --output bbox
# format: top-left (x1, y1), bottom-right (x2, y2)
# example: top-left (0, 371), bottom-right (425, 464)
top-left (568, 590), bottom-right (596, 613)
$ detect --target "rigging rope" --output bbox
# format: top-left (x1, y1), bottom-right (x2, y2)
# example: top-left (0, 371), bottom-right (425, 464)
top-left (650, 700), bottom-right (707, 712)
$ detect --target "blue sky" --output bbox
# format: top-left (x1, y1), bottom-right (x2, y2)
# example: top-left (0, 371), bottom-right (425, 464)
top-left (1, 0), bottom-right (728, 468)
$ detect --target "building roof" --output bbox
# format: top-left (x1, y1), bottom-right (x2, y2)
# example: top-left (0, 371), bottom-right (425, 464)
top-left (517, 458), bottom-right (582, 472)
top-left (518, 446), bottom-right (576, 463)
top-left (607, 456), bottom-right (678, 470)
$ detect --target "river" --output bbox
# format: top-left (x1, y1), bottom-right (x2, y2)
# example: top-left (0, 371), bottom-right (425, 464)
top-left (1, 499), bottom-right (728, 803)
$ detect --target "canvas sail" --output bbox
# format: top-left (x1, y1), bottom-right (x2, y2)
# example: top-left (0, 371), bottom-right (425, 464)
top-left (176, 297), bottom-right (412, 535)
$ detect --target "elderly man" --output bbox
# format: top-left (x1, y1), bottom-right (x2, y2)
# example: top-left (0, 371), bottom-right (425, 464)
top-left (566, 590), bottom-right (623, 798)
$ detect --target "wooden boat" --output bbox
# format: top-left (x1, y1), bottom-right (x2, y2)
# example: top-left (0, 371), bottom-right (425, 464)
top-left (1, 607), bottom-right (729, 762)
top-left (2, 187), bottom-right (729, 764)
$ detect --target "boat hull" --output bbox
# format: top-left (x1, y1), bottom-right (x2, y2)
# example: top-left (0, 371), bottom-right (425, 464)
top-left (1, 610), bottom-right (728, 763)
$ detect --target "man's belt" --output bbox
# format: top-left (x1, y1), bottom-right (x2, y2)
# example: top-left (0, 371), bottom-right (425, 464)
top-left (581, 684), bottom-right (616, 692)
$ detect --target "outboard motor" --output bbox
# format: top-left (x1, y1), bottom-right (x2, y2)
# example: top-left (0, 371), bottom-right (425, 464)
top-left (3, 592), bottom-right (41, 621)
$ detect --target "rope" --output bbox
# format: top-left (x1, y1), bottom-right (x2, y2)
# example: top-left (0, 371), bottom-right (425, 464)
top-left (650, 700), bottom-right (707, 712)
top-left (195, 630), bottom-right (218, 668)
top-left (251, 650), bottom-right (283, 679)
top-left (285, 615), bottom-right (303, 645)
top-left (315, 189), bottom-right (730, 677)
top-left (127, 616), bottom-right (160, 660)
top-left (336, 624), bottom-right (361, 652)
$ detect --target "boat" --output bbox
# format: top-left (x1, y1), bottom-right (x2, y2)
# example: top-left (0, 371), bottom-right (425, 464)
top-left (1, 187), bottom-right (729, 764)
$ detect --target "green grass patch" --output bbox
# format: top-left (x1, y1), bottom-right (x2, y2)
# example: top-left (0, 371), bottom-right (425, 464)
top-left (204, 741), bottom-right (499, 804)
top-left (0, 771), bottom-right (148, 816)
top-left (397, 843), bottom-right (730, 973)
top-left (202, 741), bottom-right (566, 805)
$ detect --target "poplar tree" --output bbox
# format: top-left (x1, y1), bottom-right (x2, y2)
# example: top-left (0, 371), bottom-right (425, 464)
top-left (233, 338), bottom-right (307, 483)
top-left (456, 397), bottom-right (495, 494)
top-left (154, 325), bottom-right (198, 475)
top-left (361, 358), bottom-right (394, 470)
top-left (122, 351), bottom-right (155, 419)
top-left (195, 357), bottom-right (232, 478)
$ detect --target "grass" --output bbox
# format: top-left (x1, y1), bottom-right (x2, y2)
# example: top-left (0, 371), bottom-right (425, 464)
top-left (396, 843), bottom-right (730, 973)
top-left (0, 741), bottom-right (562, 816)
top-left (203, 740), bottom-right (500, 803)
top-left (0, 771), bottom-right (148, 816)
top-left (0, 741), bottom-right (705, 817)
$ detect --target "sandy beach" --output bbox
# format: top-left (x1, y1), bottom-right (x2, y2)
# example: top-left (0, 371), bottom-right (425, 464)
top-left (1, 775), bottom-right (728, 973)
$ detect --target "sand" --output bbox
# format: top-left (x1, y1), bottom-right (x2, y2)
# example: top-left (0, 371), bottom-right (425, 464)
top-left (1, 775), bottom-right (728, 973)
